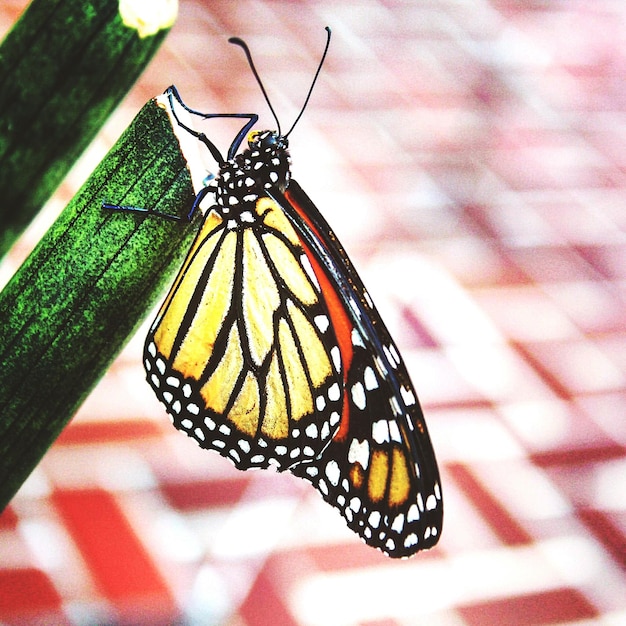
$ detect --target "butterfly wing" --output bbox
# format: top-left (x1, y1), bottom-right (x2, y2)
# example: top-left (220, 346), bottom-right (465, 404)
top-left (144, 196), bottom-right (344, 471)
top-left (270, 181), bottom-right (443, 557)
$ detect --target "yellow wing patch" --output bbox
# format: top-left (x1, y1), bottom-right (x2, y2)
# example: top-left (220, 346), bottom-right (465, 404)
top-left (242, 229), bottom-right (281, 366)
top-left (199, 323), bottom-right (244, 414)
top-left (354, 444), bottom-right (413, 509)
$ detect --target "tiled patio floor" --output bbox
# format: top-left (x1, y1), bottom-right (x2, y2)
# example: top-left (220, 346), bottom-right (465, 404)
top-left (1, 1), bottom-right (625, 624)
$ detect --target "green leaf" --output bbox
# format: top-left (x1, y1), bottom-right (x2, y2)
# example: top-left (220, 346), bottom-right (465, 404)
top-left (0, 96), bottom-right (201, 509)
top-left (0, 0), bottom-right (175, 257)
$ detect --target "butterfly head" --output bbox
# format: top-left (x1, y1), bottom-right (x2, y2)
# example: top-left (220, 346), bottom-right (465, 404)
top-left (248, 129), bottom-right (288, 153)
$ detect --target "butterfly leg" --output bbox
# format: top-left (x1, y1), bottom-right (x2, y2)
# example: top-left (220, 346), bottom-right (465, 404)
top-left (166, 86), bottom-right (259, 162)
top-left (102, 177), bottom-right (216, 222)
top-left (101, 202), bottom-right (183, 221)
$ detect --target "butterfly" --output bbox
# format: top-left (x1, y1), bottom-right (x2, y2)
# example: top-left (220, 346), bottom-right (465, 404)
top-left (115, 28), bottom-right (442, 557)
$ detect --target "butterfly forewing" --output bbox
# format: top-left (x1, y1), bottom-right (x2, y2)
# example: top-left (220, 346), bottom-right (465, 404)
top-left (145, 195), bottom-right (343, 470)
top-left (274, 182), bottom-right (443, 557)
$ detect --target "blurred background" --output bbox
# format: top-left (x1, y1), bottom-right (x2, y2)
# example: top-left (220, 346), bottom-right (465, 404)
top-left (1, 0), bottom-right (625, 624)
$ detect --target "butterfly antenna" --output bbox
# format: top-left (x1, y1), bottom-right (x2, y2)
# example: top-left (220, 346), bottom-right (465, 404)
top-left (229, 35), bottom-right (282, 135)
top-left (285, 26), bottom-right (332, 138)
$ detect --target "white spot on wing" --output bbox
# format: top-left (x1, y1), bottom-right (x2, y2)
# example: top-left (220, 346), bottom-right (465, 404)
top-left (325, 460), bottom-right (340, 486)
top-left (368, 511), bottom-right (381, 528)
top-left (363, 366), bottom-right (378, 390)
top-left (328, 382), bottom-right (341, 402)
top-left (348, 297), bottom-right (361, 318)
top-left (331, 346), bottom-right (341, 372)
top-left (363, 289), bottom-right (374, 308)
top-left (374, 355), bottom-right (388, 377)
top-left (349, 497), bottom-right (361, 513)
top-left (300, 254), bottom-right (320, 290)
top-left (314, 315), bottom-right (329, 332)
top-left (351, 381), bottom-right (366, 410)
top-left (372, 420), bottom-right (390, 444)
top-left (391, 513), bottom-right (405, 533)
top-left (348, 438), bottom-right (370, 470)
top-left (389, 395), bottom-right (402, 417)
top-left (389, 420), bottom-right (402, 443)
top-left (389, 343), bottom-right (400, 365)
top-left (401, 385), bottom-right (416, 406)
top-left (351, 329), bottom-right (364, 347)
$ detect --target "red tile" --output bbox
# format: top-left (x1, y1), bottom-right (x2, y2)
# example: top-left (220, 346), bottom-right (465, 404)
top-left (400, 304), bottom-right (439, 349)
top-left (531, 443), bottom-right (625, 468)
top-left (459, 588), bottom-right (598, 626)
top-left (510, 342), bottom-right (572, 400)
top-left (578, 509), bottom-right (626, 570)
top-left (448, 463), bottom-right (532, 546)
top-left (0, 568), bottom-right (62, 614)
top-left (161, 477), bottom-right (251, 510)
top-left (275, 543), bottom-right (398, 572)
top-left (239, 559), bottom-right (299, 626)
top-left (52, 489), bottom-right (175, 614)
top-left (574, 244), bottom-right (626, 280)
top-left (510, 247), bottom-right (600, 283)
top-left (56, 420), bottom-right (162, 445)
top-left (0, 506), bottom-right (18, 530)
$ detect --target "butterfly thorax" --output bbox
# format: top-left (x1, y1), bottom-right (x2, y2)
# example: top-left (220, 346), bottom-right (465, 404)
top-left (212, 130), bottom-right (291, 224)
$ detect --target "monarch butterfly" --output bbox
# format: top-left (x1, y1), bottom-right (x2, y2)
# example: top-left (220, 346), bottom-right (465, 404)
top-left (110, 28), bottom-right (442, 557)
